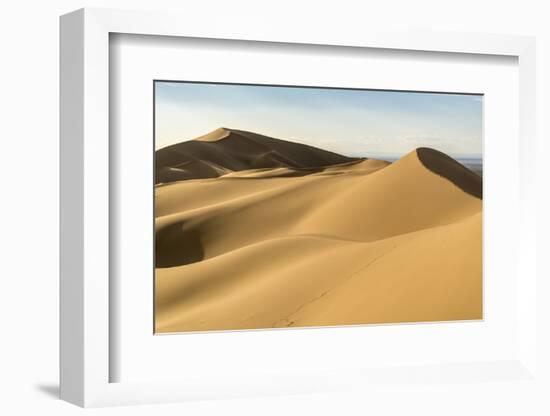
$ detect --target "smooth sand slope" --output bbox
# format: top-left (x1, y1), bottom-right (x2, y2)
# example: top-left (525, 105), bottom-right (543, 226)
top-left (155, 129), bottom-right (482, 333)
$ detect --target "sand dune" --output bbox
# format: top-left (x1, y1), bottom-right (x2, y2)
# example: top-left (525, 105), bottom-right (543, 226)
top-left (155, 129), bottom-right (482, 333)
top-left (155, 127), bottom-right (358, 183)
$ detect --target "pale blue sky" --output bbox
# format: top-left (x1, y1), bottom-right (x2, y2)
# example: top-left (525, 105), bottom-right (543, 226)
top-left (155, 81), bottom-right (483, 159)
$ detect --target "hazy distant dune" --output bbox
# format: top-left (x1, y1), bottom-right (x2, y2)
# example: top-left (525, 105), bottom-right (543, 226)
top-left (155, 127), bottom-right (358, 184)
top-left (155, 128), bottom-right (483, 333)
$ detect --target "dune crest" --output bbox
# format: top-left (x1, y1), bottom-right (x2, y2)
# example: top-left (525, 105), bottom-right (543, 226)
top-left (155, 129), bottom-right (483, 333)
top-left (416, 147), bottom-right (482, 199)
top-left (193, 127), bottom-right (231, 142)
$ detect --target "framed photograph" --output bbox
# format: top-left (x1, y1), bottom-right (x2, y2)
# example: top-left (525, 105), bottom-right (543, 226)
top-left (153, 81), bottom-right (484, 334)
top-left (60, 8), bottom-right (539, 408)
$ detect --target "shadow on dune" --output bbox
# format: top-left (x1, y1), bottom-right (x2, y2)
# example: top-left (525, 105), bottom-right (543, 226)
top-left (156, 222), bottom-right (204, 267)
top-left (416, 147), bottom-right (482, 199)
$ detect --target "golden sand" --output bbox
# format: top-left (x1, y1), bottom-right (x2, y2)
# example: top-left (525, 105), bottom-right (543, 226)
top-left (155, 129), bottom-right (482, 333)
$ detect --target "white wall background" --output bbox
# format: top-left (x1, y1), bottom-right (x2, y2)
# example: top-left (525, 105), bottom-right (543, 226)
top-left (0, 1), bottom-right (548, 415)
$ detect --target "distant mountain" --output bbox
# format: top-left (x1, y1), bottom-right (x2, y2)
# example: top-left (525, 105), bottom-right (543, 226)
top-left (155, 128), bottom-right (359, 183)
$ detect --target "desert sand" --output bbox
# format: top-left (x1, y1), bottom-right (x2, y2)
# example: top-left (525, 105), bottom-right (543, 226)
top-left (155, 128), bottom-right (482, 333)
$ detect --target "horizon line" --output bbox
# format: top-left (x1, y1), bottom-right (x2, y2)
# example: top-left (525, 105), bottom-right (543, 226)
top-left (155, 127), bottom-right (482, 161)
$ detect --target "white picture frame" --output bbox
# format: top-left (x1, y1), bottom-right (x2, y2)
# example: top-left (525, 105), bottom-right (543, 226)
top-left (60, 7), bottom-right (538, 408)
